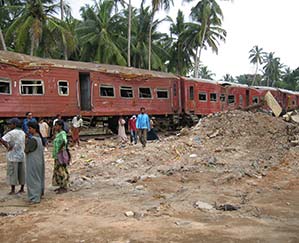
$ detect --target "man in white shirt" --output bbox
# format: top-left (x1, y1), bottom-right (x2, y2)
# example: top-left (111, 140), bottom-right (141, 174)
top-left (0, 118), bottom-right (26, 195)
top-left (71, 115), bottom-right (83, 146)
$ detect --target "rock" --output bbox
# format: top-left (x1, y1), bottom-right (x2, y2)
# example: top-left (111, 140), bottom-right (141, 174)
top-left (124, 211), bottom-right (134, 217)
top-left (194, 201), bottom-right (213, 210)
top-left (189, 154), bottom-right (198, 158)
top-left (116, 159), bottom-right (124, 164)
top-left (135, 185), bottom-right (144, 190)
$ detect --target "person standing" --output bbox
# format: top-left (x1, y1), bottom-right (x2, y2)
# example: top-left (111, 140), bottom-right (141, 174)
top-left (39, 119), bottom-right (50, 151)
top-left (71, 115), bottom-right (83, 146)
top-left (147, 117), bottom-right (159, 141)
top-left (52, 120), bottom-right (69, 194)
top-left (128, 115), bottom-right (137, 144)
top-left (118, 116), bottom-right (127, 143)
top-left (25, 121), bottom-right (45, 204)
top-left (136, 107), bottom-right (150, 147)
top-left (22, 112), bottom-right (37, 137)
top-left (0, 118), bottom-right (26, 195)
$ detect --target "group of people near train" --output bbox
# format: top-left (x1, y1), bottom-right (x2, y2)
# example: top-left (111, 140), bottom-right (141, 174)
top-left (0, 107), bottom-right (157, 204)
top-left (0, 112), bottom-right (81, 204)
top-left (118, 107), bottom-right (159, 148)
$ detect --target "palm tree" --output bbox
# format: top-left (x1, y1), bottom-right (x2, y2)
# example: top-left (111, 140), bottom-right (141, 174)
top-left (5, 0), bottom-right (73, 56)
top-left (128, 5), bottom-right (168, 70)
top-left (222, 73), bottom-right (235, 82)
top-left (199, 65), bottom-right (215, 79)
top-left (263, 52), bottom-right (284, 87)
top-left (167, 10), bottom-right (194, 75)
top-left (182, 21), bottom-right (226, 78)
top-left (249, 45), bottom-right (265, 86)
top-left (0, 27), bottom-right (6, 50)
top-left (187, 0), bottom-right (226, 78)
top-left (127, 0), bottom-right (132, 66)
top-left (76, 0), bottom-right (126, 65)
top-left (148, 0), bottom-right (174, 70)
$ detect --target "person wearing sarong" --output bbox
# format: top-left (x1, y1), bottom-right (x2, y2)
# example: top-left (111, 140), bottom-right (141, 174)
top-left (71, 115), bottom-right (83, 146)
top-left (0, 118), bottom-right (26, 195)
top-left (52, 120), bottom-right (69, 194)
top-left (118, 116), bottom-right (127, 143)
top-left (25, 121), bottom-right (45, 203)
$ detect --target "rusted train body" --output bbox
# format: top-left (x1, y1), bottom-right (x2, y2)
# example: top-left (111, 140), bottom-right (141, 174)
top-left (0, 51), bottom-right (298, 129)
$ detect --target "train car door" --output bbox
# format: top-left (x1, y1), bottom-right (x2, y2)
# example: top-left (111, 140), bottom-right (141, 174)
top-left (79, 72), bottom-right (91, 111)
top-left (246, 89), bottom-right (250, 107)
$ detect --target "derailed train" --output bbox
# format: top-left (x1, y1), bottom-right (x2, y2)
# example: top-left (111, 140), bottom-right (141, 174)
top-left (0, 51), bottom-right (298, 130)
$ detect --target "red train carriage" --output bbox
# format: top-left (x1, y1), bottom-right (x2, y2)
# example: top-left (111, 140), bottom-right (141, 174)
top-left (180, 78), bottom-right (264, 120)
top-left (0, 51), bottom-right (180, 129)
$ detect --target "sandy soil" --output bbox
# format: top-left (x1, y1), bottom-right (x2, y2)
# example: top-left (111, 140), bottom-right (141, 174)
top-left (0, 110), bottom-right (299, 243)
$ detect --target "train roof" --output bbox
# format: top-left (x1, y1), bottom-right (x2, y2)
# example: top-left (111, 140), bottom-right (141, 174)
top-left (217, 81), bottom-right (249, 88)
top-left (182, 77), bottom-right (218, 84)
top-left (0, 51), bottom-right (179, 80)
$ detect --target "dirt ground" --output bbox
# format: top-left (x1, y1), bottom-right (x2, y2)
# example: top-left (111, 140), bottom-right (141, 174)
top-left (0, 110), bottom-right (299, 243)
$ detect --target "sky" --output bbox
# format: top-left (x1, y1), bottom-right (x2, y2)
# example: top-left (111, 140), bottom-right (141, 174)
top-left (67, 0), bottom-right (299, 79)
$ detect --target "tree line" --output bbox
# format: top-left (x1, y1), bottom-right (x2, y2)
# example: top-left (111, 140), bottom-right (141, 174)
top-left (0, 0), bottom-right (298, 90)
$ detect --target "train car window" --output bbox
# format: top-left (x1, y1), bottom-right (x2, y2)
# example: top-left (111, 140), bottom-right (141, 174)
top-left (58, 80), bottom-right (69, 96)
top-left (173, 83), bottom-right (177, 96)
top-left (100, 85), bottom-right (115, 97)
top-left (189, 86), bottom-right (194, 100)
top-left (228, 95), bottom-right (235, 104)
top-left (20, 80), bottom-right (44, 95)
top-left (0, 78), bottom-right (11, 95)
top-left (157, 88), bottom-right (169, 99)
top-left (292, 100), bottom-right (296, 105)
top-left (210, 93), bottom-right (217, 102)
top-left (139, 87), bottom-right (152, 98)
top-left (199, 92), bottom-right (207, 101)
top-left (120, 86), bottom-right (133, 98)
top-left (252, 96), bottom-right (259, 104)
top-left (220, 94), bottom-right (226, 102)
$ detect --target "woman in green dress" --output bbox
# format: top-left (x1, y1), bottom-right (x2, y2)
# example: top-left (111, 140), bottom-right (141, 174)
top-left (52, 120), bottom-right (69, 194)
top-left (25, 122), bottom-right (45, 203)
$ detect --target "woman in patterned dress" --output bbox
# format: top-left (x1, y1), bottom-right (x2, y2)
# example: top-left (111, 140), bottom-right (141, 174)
top-left (52, 120), bottom-right (69, 194)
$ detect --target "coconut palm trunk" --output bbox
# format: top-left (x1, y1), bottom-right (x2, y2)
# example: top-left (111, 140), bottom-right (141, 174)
top-left (194, 24), bottom-right (207, 78)
top-left (0, 27), bottom-right (7, 51)
top-left (148, 13), bottom-right (154, 70)
top-left (60, 0), bottom-right (68, 60)
top-left (127, 0), bottom-right (131, 67)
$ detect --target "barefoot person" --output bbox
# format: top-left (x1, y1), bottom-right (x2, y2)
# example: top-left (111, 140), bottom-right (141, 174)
top-left (52, 120), bottom-right (69, 194)
top-left (25, 121), bottom-right (45, 203)
top-left (0, 118), bottom-right (26, 195)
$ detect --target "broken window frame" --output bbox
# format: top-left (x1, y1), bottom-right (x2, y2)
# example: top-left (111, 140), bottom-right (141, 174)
top-left (20, 79), bottom-right (44, 95)
top-left (138, 87), bottom-right (152, 99)
top-left (199, 92), bottom-right (207, 102)
top-left (0, 78), bottom-right (11, 95)
top-left (210, 93), bottom-right (217, 102)
top-left (252, 96), bottom-right (259, 104)
top-left (228, 95), bottom-right (235, 104)
top-left (189, 86), bottom-right (194, 100)
top-left (57, 80), bottom-right (69, 96)
top-left (100, 84), bottom-right (115, 98)
top-left (156, 88), bottom-right (169, 99)
top-left (220, 94), bottom-right (226, 102)
top-left (120, 86), bottom-right (133, 98)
